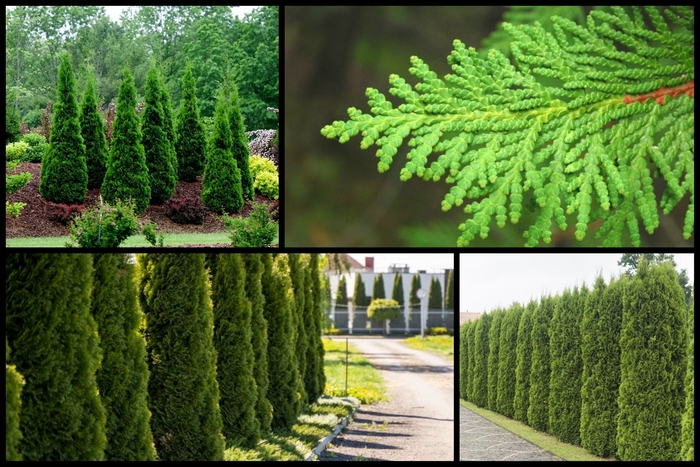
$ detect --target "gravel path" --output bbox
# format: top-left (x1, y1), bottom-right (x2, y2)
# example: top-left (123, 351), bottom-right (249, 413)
top-left (460, 404), bottom-right (563, 461)
top-left (319, 337), bottom-right (453, 461)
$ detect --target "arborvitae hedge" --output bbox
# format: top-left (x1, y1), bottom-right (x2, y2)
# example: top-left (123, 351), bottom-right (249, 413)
top-left (226, 79), bottom-right (254, 200)
top-left (409, 273), bottom-right (422, 310)
top-left (303, 256), bottom-right (321, 403)
top-left (353, 273), bottom-right (368, 307)
top-left (549, 285), bottom-right (588, 446)
top-left (80, 68), bottom-right (108, 189)
top-left (288, 254), bottom-right (308, 406)
top-left (497, 303), bottom-right (523, 418)
top-left (445, 270), bottom-right (454, 310)
top-left (142, 67), bottom-right (176, 204)
top-left (308, 254), bottom-right (326, 403)
top-left (392, 272), bottom-right (404, 306)
top-left (242, 254), bottom-right (273, 435)
top-left (91, 254), bottom-right (155, 460)
top-left (175, 61), bottom-right (207, 182)
top-left (467, 318), bottom-right (477, 401)
top-left (138, 254), bottom-right (224, 460)
top-left (211, 254), bottom-right (260, 448)
top-left (459, 322), bottom-right (469, 400)
top-left (616, 260), bottom-right (687, 461)
top-left (580, 275), bottom-right (623, 458)
top-left (528, 295), bottom-right (555, 432)
top-left (514, 300), bottom-right (536, 425)
top-left (262, 254), bottom-right (303, 430)
top-left (472, 313), bottom-right (492, 408)
top-left (40, 53), bottom-right (88, 204)
top-left (487, 309), bottom-right (506, 411)
top-left (681, 300), bottom-right (694, 461)
top-left (428, 276), bottom-right (443, 310)
top-left (373, 273), bottom-right (386, 300)
top-left (336, 276), bottom-right (348, 305)
top-left (6, 339), bottom-right (24, 461)
top-left (102, 68), bottom-right (151, 214)
top-left (6, 254), bottom-right (106, 460)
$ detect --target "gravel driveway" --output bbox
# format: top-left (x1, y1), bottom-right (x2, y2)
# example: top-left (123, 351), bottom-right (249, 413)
top-left (319, 336), bottom-right (454, 461)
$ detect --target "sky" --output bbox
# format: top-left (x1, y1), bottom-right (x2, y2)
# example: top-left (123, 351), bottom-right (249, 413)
top-left (346, 253), bottom-right (454, 274)
top-left (461, 253), bottom-right (694, 314)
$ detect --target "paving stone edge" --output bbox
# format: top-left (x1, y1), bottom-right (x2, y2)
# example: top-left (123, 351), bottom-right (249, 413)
top-left (304, 404), bottom-right (360, 461)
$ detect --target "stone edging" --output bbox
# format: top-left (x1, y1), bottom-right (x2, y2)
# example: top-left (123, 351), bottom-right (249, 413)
top-left (304, 404), bottom-right (360, 461)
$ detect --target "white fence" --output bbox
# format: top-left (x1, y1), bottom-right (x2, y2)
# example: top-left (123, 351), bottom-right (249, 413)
top-left (327, 305), bottom-right (454, 335)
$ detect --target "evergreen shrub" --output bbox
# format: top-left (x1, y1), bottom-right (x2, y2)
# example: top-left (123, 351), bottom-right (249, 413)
top-left (367, 298), bottom-right (400, 321)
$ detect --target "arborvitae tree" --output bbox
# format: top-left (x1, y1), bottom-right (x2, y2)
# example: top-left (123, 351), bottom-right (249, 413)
top-left (497, 303), bottom-right (523, 417)
top-left (91, 254), bottom-right (156, 460)
top-left (6, 254), bottom-right (106, 460)
top-left (242, 254), bottom-right (273, 435)
top-left (681, 300), bottom-right (694, 461)
top-left (261, 254), bottom-right (303, 430)
top-left (527, 295), bottom-right (555, 432)
top-left (514, 300), bottom-right (536, 425)
top-left (201, 88), bottom-right (243, 214)
top-left (224, 77), bottom-right (255, 200)
top-left (459, 322), bottom-right (469, 400)
top-left (102, 68), bottom-right (151, 214)
top-left (157, 68), bottom-right (178, 180)
top-left (142, 67), bottom-right (176, 204)
top-left (428, 276), bottom-right (443, 310)
top-left (580, 275), bottom-right (623, 458)
top-left (175, 61), bottom-right (207, 182)
top-left (616, 259), bottom-right (687, 461)
top-left (137, 254), bottom-right (224, 461)
top-left (472, 312), bottom-right (492, 408)
top-left (466, 319), bottom-right (477, 401)
top-left (549, 285), bottom-right (588, 446)
top-left (309, 254), bottom-right (326, 401)
top-left (445, 270), bottom-right (454, 310)
top-left (6, 339), bottom-right (24, 461)
top-left (211, 254), bottom-right (260, 448)
top-left (288, 254), bottom-right (308, 406)
top-left (487, 308), bottom-right (506, 411)
top-left (79, 67), bottom-right (108, 189)
top-left (373, 273), bottom-right (386, 300)
top-left (409, 273), bottom-right (422, 310)
top-left (336, 276), bottom-right (349, 306)
top-left (39, 53), bottom-right (88, 204)
top-left (303, 255), bottom-right (321, 403)
top-left (392, 272), bottom-right (404, 307)
top-left (353, 273), bottom-right (368, 307)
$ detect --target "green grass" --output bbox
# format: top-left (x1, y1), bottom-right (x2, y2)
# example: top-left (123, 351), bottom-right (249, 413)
top-left (459, 399), bottom-right (615, 461)
top-left (402, 335), bottom-right (454, 361)
top-left (322, 338), bottom-right (388, 404)
top-left (5, 229), bottom-right (279, 248)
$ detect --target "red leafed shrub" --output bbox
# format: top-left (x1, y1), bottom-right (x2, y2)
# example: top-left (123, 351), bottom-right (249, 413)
top-left (49, 203), bottom-right (83, 225)
top-left (164, 196), bottom-right (206, 224)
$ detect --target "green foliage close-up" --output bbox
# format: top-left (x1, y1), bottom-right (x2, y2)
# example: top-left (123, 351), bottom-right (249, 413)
top-left (317, 6), bottom-right (694, 247)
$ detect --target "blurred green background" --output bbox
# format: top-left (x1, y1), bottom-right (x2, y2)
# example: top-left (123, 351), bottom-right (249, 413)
top-left (284, 6), bottom-right (694, 247)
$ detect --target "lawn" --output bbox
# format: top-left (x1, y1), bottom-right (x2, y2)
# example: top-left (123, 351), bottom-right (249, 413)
top-left (402, 335), bottom-right (454, 361)
top-left (322, 337), bottom-right (388, 404)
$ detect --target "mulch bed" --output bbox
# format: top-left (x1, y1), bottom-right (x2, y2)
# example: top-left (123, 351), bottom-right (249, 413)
top-left (6, 162), bottom-right (276, 244)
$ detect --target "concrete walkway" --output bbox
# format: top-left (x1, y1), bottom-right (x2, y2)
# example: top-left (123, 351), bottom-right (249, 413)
top-left (460, 404), bottom-right (563, 461)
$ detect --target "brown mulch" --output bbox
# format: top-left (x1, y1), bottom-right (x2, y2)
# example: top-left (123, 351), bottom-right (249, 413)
top-left (6, 162), bottom-right (276, 244)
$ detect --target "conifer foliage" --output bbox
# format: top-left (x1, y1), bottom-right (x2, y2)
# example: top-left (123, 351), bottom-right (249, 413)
top-left (288, 254), bottom-right (309, 406)
top-left (428, 276), bottom-right (443, 310)
top-left (308, 254), bottom-right (326, 403)
top-left (102, 68), bottom-right (151, 214)
top-left (487, 308), bottom-right (506, 411)
top-left (513, 300), bottom-right (535, 424)
top-left (459, 322), bottom-right (469, 400)
top-left (445, 269), bottom-right (454, 310)
top-left (225, 78), bottom-right (255, 200)
top-left (6, 339), bottom-right (24, 461)
top-left (392, 271), bottom-right (405, 306)
top-left (80, 67), bottom-right (109, 189)
top-left (40, 53), bottom-right (88, 204)
top-left (137, 254), bottom-right (224, 461)
top-left (409, 273), bottom-right (422, 310)
top-left (175, 61), bottom-right (207, 182)
top-left (681, 300), bottom-right (694, 461)
top-left (527, 295), bottom-right (555, 432)
top-left (6, 254), bottom-right (106, 460)
top-left (472, 312), bottom-right (492, 408)
top-left (373, 272), bottom-right (386, 299)
top-left (353, 273), bottom-right (369, 307)
top-left (496, 303), bottom-right (523, 417)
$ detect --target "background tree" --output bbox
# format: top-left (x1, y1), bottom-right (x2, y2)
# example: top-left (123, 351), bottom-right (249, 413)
top-left (336, 276), bottom-right (348, 306)
top-left (309, 254), bottom-right (326, 402)
top-left (497, 303), bottom-right (523, 417)
top-left (392, 272), bottom-right (404, 307)
top-left (223, 75), bottom-right (255, 200)
top-left (487, 308), bottom-right (506, 411)
top-left (428, 276), bottom-right (443, 310)
top-left (137, 254), bottom-right (224, 461)
top-left (353, 273), bottom-right (368, 307)
top-left (201, 87), bottom-right (243, 214)
top-left (6, 88), bottom-right (22, 145)
top-left (513, 300), bottom-right (535, 424)
top-left (91, 254), bottom-right (156, 460)
top-left (102, 68), bottom-right (151, 214)
top-left (681, 298), bottom-right (694, 461)
top-left (409, 273), bottom-right (422, 311)
top-left (6, 254), bottom-right (106, 460)
top-left (39, 52), bottom-right (88, 204)
top-left (242, 254), bottom-right (273, 435)
top-left (472, 313), bottom-right (492, 408)
top-left (527, 295), bottom-right (555, 432)
top-left (79, 67), bottom-right (109, 189)
top-left (142, 66), bottom-right (176, 204)
top-left (445, 270), bottom-right (454, 310)
top-left (211, 254), bottom-right (260, 448)
top-left (373, 273), bottom-right (386, 300)
top-left (288, 254), bottom-right (308, 406)
top-left (6, 339), bottom-right (24, 461)
top-left (174, 60), bottom-right (207, 181)
top-left (616, 259), bottom-right (687, 461)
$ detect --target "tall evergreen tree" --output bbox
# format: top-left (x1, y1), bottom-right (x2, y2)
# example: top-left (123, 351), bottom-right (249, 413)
top-left (459, 322), bottom-right (469, 400)
top-left (373, 273), bottom-right (386, 300)
top-left (487, 309), bottom-right (506, 411)
top-left (242, 254), bottom-right (273, 435)
top-left (142, 66), bottom-right (176, 204)
top-left (175, 60), bottom-right (207, 182)
top-left (353, 273), bottom-right (368, 307)
top-left (497, 303), bottom-right (523, 417)
top-left (157, 67), bottom-right (178, 180)
top-left (39, 53), bottom-right (88, 204)
top-left (428, 276), bottom-right (443, 310)
top-left (336, 276), bottom-right (348, 306)
top-left (261, 254), bottom-right (303, 430)
top-left (579, 275), bottom-right (623, 458)
top-left (303, 255), bottom-right (322, 403)
top-left (527, 295), bottom-right (556, 432)
top-left (681, 299), bottom-right (694, 461)
top-left (288, 254), bottom-right (308, 406)
top-left (409, 273), bottom-right (422, 311)
top-left (201, 88), bottom-right (243, 214)
top-left (309, 254), bottom-right (326, 401)
top-left (445, 270), bottom-right (454, 310)
top-left (549, 285), bottom-right (588, 446)
top-left (466, 316), bottom-right (478, 401)
top-left (211, 254), bottom-right (260, 448)
top-left (91, 254), bottom-right (156, 461)
top-left (514, 300), bottom-right (536, 425)
top-left (392, 272), bottom-right (404, 307)
top-left (137, 254), bottom-right (224, 461)
top-left (102, 68), bottom-right (151, 214)
top-left (6, 254), bottom-right (106, 460)
top-left (224, 77), bottom-right (255, 200)
top-left (472, 312), bottom-right (492, 408)
top-left (6, 339), bottom-right (24, 461)
top-left (80, 67), bottom-right (109, 189)
top-left (616, 259), bottom-right (687, 461)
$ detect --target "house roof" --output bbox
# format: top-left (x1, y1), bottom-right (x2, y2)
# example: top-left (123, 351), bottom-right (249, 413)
top-left (323, 253), bottom-right (366, 272)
